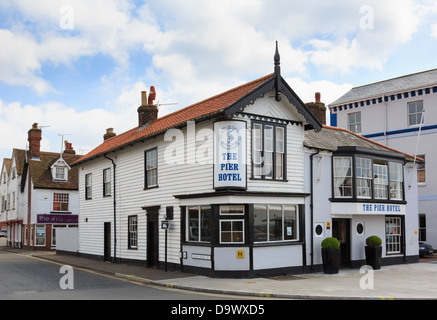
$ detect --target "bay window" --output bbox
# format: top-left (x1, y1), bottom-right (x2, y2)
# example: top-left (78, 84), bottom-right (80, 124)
top-left (333, 154), bottom-right (404, 202)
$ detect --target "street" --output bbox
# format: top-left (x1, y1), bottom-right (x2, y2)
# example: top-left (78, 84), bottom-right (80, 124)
top-left (0, 248), bottom-right (241, 300)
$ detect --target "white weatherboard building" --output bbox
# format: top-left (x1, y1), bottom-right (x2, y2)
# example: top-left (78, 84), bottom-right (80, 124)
top-left (74, 51), bottom-right (421, 277)
top-left (0, 124), bottom-right (81, 250)
top-left (329, 69), bottom-right (437, 249)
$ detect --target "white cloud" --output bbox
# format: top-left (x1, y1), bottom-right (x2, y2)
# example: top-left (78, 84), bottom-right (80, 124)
top-left (309, 0), bottom-right (423, 74)
top-left (285, 77), bottom-right (353, 106)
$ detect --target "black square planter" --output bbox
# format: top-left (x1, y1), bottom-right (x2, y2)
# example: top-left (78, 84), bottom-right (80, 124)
top-left (322, 248), bottom-right (340, 274)
top-left (365, 246), bottom-right (382, 270)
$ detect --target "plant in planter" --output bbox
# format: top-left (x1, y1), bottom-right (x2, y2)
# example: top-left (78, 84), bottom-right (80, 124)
top-left (365, 235), bottom-right (382, 270)
top-left (321, 237), bottom-right (341, 274)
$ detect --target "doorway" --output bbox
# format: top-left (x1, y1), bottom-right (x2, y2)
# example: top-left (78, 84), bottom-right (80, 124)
top-left (332, 218), bottom-right (351, 267)
top-left (147, 208), bottom-right (159, 268)
top-left (104, 222), bottom-right (111, 262)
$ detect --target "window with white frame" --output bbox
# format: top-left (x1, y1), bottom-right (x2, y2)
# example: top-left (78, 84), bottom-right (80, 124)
top-left (253, 205), bottom-right (298, 242)
top-left (348, 112), bottom-right (361, 133)
top-left (55, 167), bottom-right (66, 180)
top-left (145, 148), bottom-right (158, 188)
top-left (53, 193), bottom-right (69, 211)
top-left (220, 220), bottom-right (244, 243)
top-left (85, 173), bottom-right (92, 199)
top-left (408, 101), bottom-right (424, 126)
top-left (186, 206), bottom-right (212, 242)
top-left (128, 215), bottom-right (138, 249)
top-left (103, 168), bottom-right (111, 197)
top-left (373, 160), bottom-right (388, 199)
top-left (389, 162), bottom-right (403, 200)
top-left (386, 217), bottom-right (402, 254)
top-left (35, 225), bottom-right (46, 246)
top-left (252, 122), bottom-right (286, 180)
top-left (333, 157), bottom-right (352, 198)
top-left (356, 157), bottom-right (372, 199)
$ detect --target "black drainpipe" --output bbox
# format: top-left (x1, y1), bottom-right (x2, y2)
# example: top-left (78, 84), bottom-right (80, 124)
top-left (310, 149), bottom-right (320, 273)
top-left (104, 154), bottom-right (117, 263)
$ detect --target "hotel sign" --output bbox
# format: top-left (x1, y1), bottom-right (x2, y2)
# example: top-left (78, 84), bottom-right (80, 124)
top-left (214, 121), bottom-right (247, 190)
top-left (331, 203), bottom-right (406, 216)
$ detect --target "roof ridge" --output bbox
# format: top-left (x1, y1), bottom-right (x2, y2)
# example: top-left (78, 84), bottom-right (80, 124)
top-left (351, 68), bottom-right (437, 90)
top-left (322, 125), bottom-right (421, 160)
top-left (154, 73), bottom-right (275, 124)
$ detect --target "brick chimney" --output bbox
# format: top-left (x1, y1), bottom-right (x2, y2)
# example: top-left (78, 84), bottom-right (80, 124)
top-left (103, 128), bottom-right (116, 141)
top-left (28, 123), bottom-right (42, 159)
top-left (63, 140), bottom-right (76, 154)
top-left (305, 92), bottom-right (326, 125)
top-left (137, 86), bottom-right (158, 127)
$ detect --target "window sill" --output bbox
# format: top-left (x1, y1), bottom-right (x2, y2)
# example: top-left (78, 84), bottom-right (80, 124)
top-left (50, 211), bottom-right (72, 214)
top-left (250, 178), bottom-right (288, 182)
top-left (144, 185), bottom-right (159, 191)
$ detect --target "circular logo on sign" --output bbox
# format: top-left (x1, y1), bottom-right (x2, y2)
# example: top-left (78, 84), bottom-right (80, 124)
top-left (220, 125), bottom-right (241, 149)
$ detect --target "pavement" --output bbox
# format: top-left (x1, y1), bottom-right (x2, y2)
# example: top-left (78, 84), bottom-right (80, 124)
top-left (1, 244), bottom-right (437, 300)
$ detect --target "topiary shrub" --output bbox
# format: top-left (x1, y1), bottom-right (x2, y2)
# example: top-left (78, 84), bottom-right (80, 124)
top-left (366, 235), bottom-right (382, 247)
top-left (321, 237), bottom-right (340, 249)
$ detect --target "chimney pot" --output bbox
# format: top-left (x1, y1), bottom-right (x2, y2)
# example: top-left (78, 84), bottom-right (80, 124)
top-left (137, 87), bottom-right (158, 127)
top-left (315, 92), bottom-right (321, 103)
top-left (141, 91), bottom-right (147, 106)
top-left (103, 127), bottom-right (116, 141)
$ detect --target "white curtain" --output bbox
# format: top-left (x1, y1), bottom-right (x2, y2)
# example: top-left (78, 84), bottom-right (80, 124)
top-left (334, 157), bottom-right (352, 197)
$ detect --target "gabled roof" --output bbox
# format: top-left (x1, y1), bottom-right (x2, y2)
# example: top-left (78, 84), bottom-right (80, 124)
top-left (74, 73), bottom-right (322, 166)
top-left (304, 125), bottom-right (422, 162)
top-left (2, 158), bottom-right (11, 175)
top-left (23, 150), bottom-right (82, 190)
top-left (330, 68), bottom-right (437, 106)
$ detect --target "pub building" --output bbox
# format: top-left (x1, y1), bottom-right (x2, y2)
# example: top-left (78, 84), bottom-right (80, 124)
top-left (74, 46), bottom-right (421, 277)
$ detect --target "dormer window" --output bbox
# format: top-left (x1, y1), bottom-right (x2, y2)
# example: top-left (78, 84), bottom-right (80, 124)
top-left (51, 158), bottom-right (70, 182)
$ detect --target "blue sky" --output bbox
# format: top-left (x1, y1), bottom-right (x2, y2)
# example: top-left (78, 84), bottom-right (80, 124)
top-left (1, 0), bottom-right (437, 166)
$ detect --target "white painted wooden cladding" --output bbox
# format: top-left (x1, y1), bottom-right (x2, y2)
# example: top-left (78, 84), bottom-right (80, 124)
top-left (79, 120), bottom-right (215, 263)
top-left (79, 95), bottom-right (308, 266)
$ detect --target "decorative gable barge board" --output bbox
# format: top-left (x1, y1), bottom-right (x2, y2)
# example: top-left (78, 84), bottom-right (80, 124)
top-left (224, 76), bottom-right (322, 132)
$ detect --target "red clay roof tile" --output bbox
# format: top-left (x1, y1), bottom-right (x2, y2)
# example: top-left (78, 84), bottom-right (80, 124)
top-left (74, 73), bottom-right (274, 165)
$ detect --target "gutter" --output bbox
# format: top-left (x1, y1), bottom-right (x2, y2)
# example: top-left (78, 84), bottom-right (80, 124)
top-left (104, 154), bottom-right (117, 263)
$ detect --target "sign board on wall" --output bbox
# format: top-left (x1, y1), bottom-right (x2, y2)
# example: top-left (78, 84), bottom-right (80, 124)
top-left (214, 121), bottom-right (247, 190)
top-left (331, 202), bottom-right (406, 216)
top-left (37, 214), bottom-right (78, 224)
